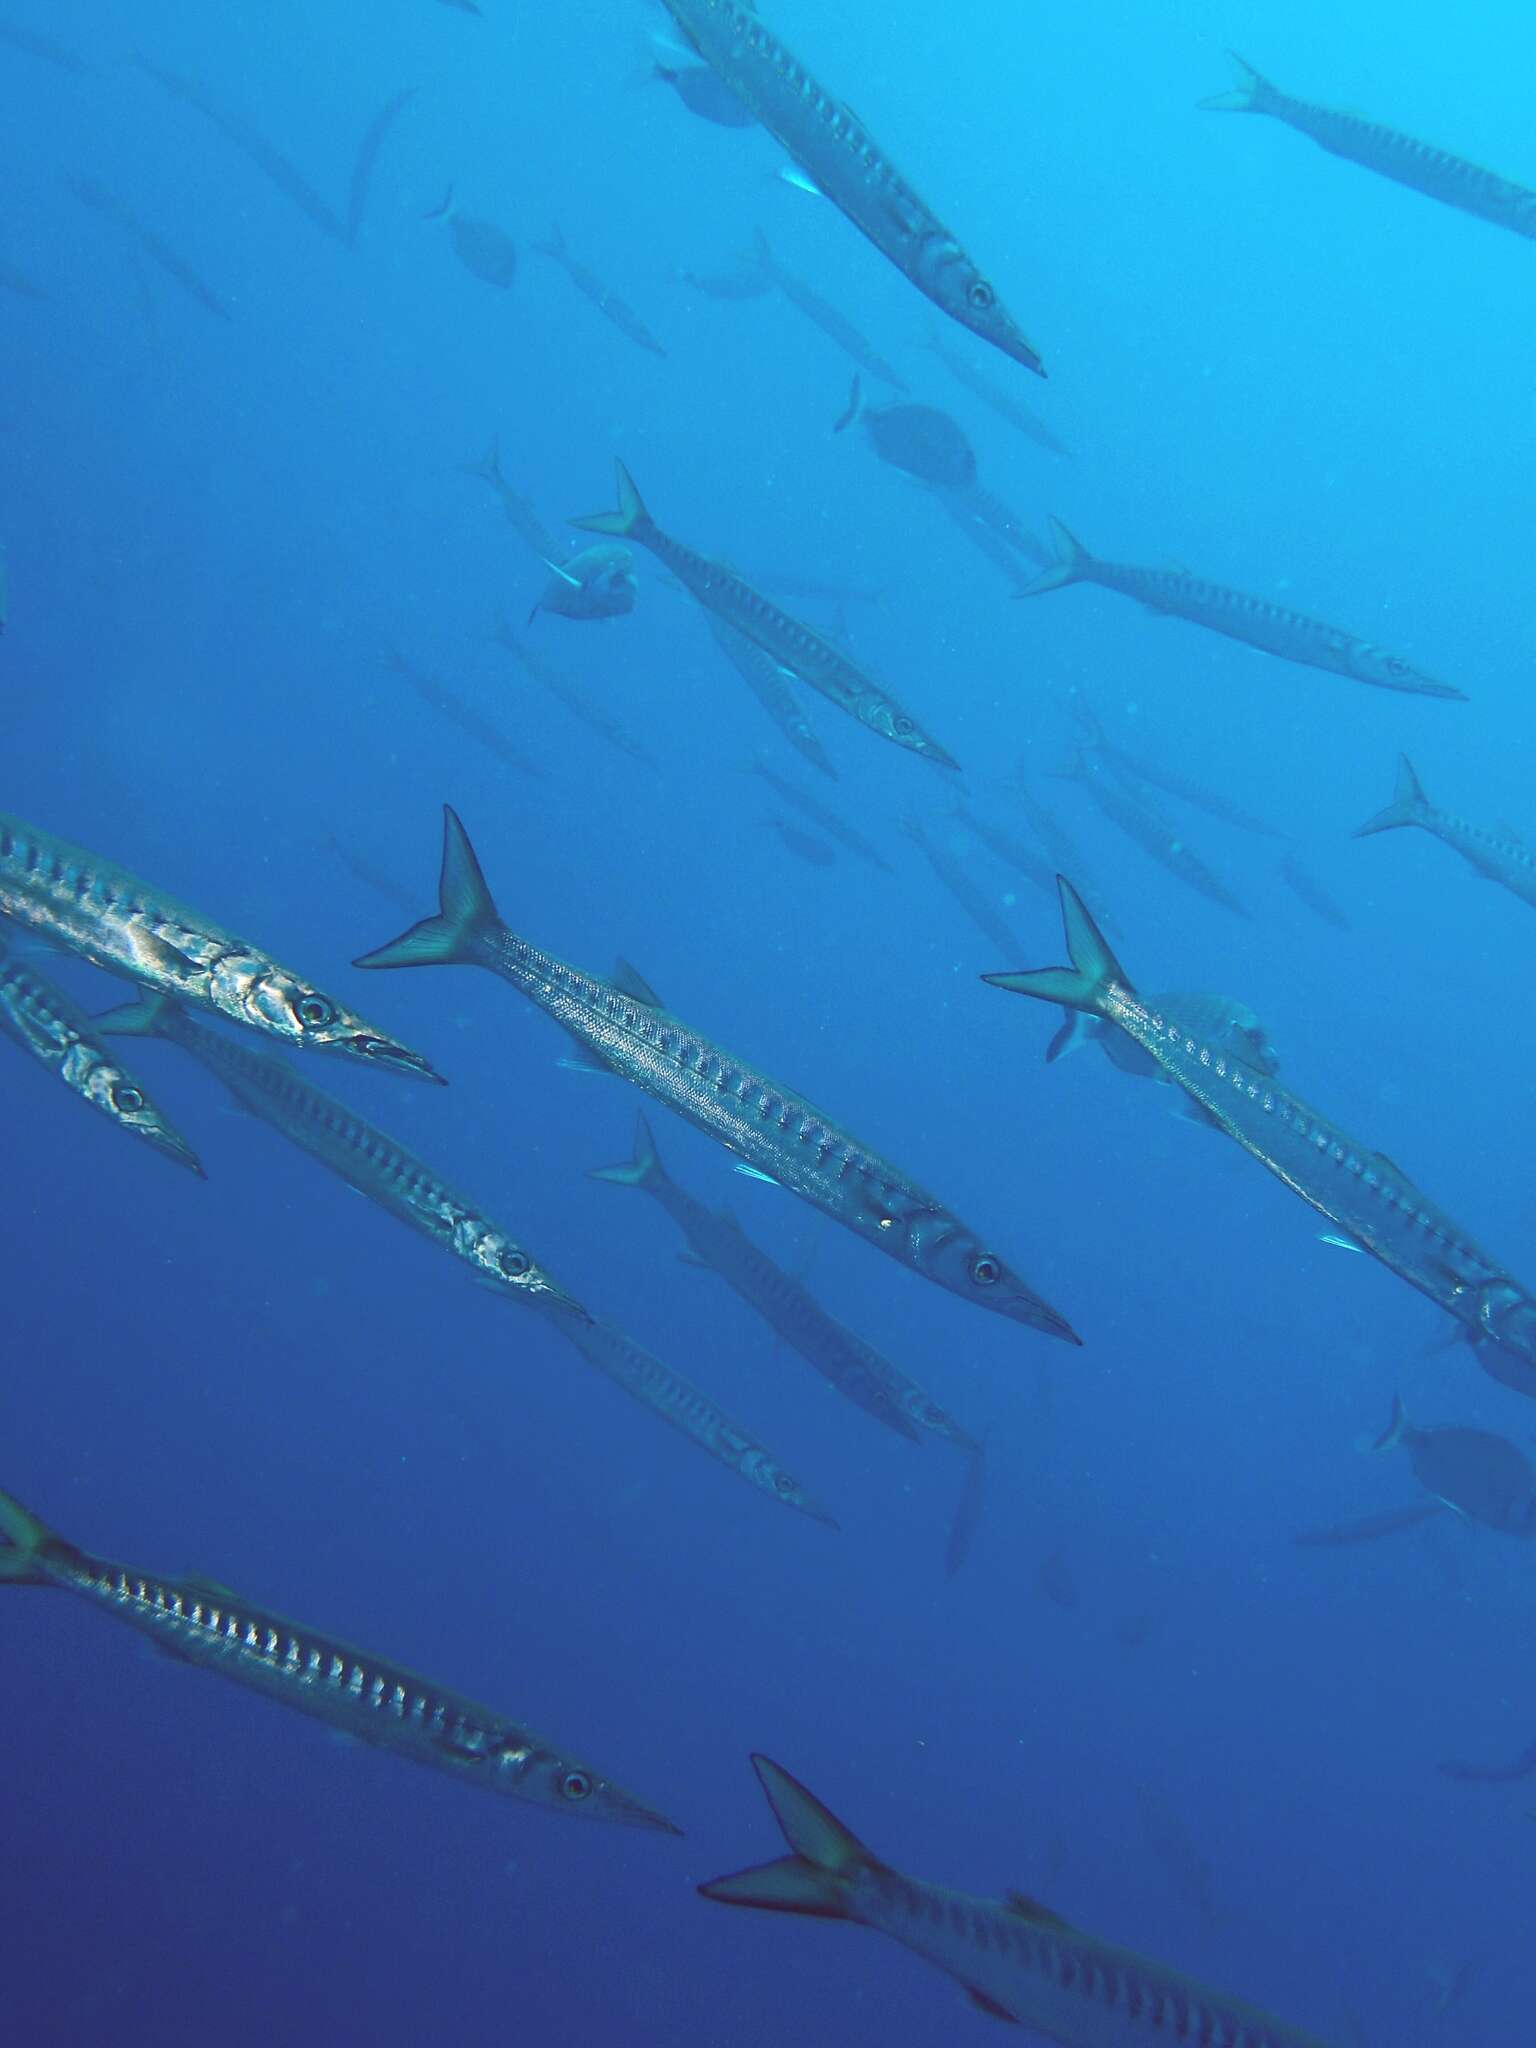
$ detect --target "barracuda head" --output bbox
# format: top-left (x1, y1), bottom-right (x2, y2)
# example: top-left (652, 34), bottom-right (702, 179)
top-left (740, 1450), bottom-right (839, 1529)
top-left (1344, 641), bottom-right (1466, 701)
top-left (862, 698), bottom-right (960, 770)
top-left (463, 1223), bottom-right (592, 1320)
top-left (917, 239), bottom-right (1045, 380)
top-left (906, 1210), bottom-right (1080, 1344)
top-left (233, 963), bottom-right (443, 1082)
top-left (497, 1742), bottom-right (681, 1832)
top-left (78, 1051), bottom-right (204, 1176)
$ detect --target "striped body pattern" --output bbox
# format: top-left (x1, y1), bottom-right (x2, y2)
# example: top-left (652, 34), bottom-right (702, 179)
top-left (1071, 758), bottom-right (1249, 917)
top-left (472, 917), bottom-right (1074, 1340)
top-left (0, 935), bottom-right (201, 1172)
top-left (1402, 800), bottom-right (1536, 907)
top-left (657, 0), bottom-right (1044, 374)
top-left (847, 1861), bottom-right (1331, 2047)
top-left (29, 1532), bottom-right (671, 1829)
top-left (0, 808), bottom-right (436, 1077)
top-left (705, 614), bottom-right (836, 780)
top-left (144, 1002), bottom-right (578, 1313)
top-left (542, 1311), bottom-right (833, 1523)
top-left (1084, 557), bottom-right (1457, 699)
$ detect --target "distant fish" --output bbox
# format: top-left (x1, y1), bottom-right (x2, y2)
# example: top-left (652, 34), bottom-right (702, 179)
top-left (901, 814), bottom-right (1022, 957)
top-left (594, 1112), bottom-right (972, 1451)
top-left (927, 478), bottom-right (1051, 572)
top-left (0, 931), bottom-right (203, 1175)
top-left (944, 1439), bottom-right (988, 1578)
top-left (0, 806), bottom-right (437, 1081)
top-left (1114, 1612), bottom-right (1155, 1650)
top-left (756, 573), bottom-right (887, 606)
top-left (1037, 1547), bottom-right (1077, 1609)
top-left (0, 1480), bottom-right (674, 1830)
top-left (1372, 1393), bottom-right (1536, 1533)
top-left (133, 55), bottom-right (350, 241)
top-left (383, 647), bottom-right (544, 779)
top-left (1136, 1791), bottom-right (1218, 1924)
top-left (345, 88), bottom-right (417, 246)
top-left (675, 262), bottom-right (775, 301)
top-left (0, 16), bottom-right (101, 74)
top-left (1055, 750), bottom-right (1252, 919)
top-left (489, 623), bottom-right (657, 768)
top-left (1010, 779), bottom-right (1117, 933)
top-left (424, 189), bottom-right (517, 288)
top-left (766, 817), bottom-right (837, 867)
top-left (463, 438), bottom-right (564, 561)
top-left (67, 176), bottom-right (230, 321)
top-left (357, 806), bottom-right (1078, 1340)
top-left (537, 1306), bottom-right (836, 1524)
top-left (0, 258), bottom-right (45, 301)
top-left (325, 830), bottom-right (418, 915)
top-left (835, 377), bottom-right (977, 489)
top-left (536, 225), bottom-right (667, 356)
top-left (914, 482), bottom-right (1037, 593)
top-left (752, 230), bottom-right (909, 391)
top-left (436, 0), bottom-right (482, 13)
top-left (1440, 1733), bottom-right (1536, 1784)
top-left (656, 0), bottom-right (1046, 375)
top-left (947, 796), bottom-right (1055, 900)
top-left (100, 990), bottom-right (582, 1313)
top-left (527, 543), bottom-right (638, 626)
top-left (917, 323), bottom-right (1069, 453)
top-left (1279, 850), bottom-right (1353, 931)
top-left (987, 879), bottom-right (1536, 1396)
top-left (1293, 1502), bottom-right (1449, 1547)
top-left (1071, 696), bottom-right (1284, 837)
top-left (649, 33), bottom-right (755, 128)
top-left (701, 1757), bottom-right (1332, 2043)
top-left (749, 753), bottom-right (893, 870)
top-left (1355, 755), bottom-right (1536, 916)
top-left (705, 615), bottom-right (837, 781)
top-left (1020, 519), bottom-right (1464, 701)
top-left (1202, 52), bottom-right (1536, 243)
top-left (572, 463), bottom-right (958, 769)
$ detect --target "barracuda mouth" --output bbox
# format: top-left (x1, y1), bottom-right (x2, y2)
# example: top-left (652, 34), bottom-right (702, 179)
top-left (348, 1035), bottom-right (447, 1084)
top-left (615, 1792), bottom-right (684, 1835)
top-left (152, 1128), bottom-right (207, 1178)
top-left (1000, 1292), bottom-right (1082, 1345)
top-left (541, 1281), bottom-right (595, 1324)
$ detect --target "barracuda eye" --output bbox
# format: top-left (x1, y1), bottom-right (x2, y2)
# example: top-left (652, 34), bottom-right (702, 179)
top-left (497, 1247), bottom-right (530, 1279)
top-left (773, 1472), bottom-right (796, 1495)
top-left (893, 715), bottom-right (914, 736)
top-left (967, 279), bottom-right (995, 311)
top-left (112, 1084), bottom-right (146, 1114)
top-left (296, 995), bottom-right (334, 1031)
top-left (969, 1253), bottom-right (1002, 1287)
top-left (560, 1769), bottom-right (593, 1802)
top-left (1384, 656), bottom-right (1409, 677)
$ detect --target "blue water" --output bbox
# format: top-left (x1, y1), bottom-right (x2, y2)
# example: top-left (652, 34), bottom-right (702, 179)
top-left (5, 3), bottom-right (1535, 2042)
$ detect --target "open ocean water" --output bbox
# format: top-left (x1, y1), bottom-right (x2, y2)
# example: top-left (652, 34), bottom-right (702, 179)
top-left (4, 2), bottom-right (1536, 2043)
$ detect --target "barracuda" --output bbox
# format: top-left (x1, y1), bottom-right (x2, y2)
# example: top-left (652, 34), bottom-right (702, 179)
top-left (702, 1756), bottom-right (1332, 2044)
top-left (985, 879), bottom-right (1536, 1396)
top-left (1019, 519), bottom-right (1464, 701)
top-left (705, 615), bottom-right (837, 783)
top-left (1354, 755), bottom-right (1536, 917)
top-left (1202, 52), bottom-right (1536, 243)
top-left (0, 1483), bottom-right (677, 1832)
top-left (657, 0), bottom-right (1044, 376)
top-left (0, 930), bottom-right (202, 1174)
top-left (573, 464), bottom-right (957, 769)
top-left (0, 808), bottom-right (440, 1080)
top-left (95, 990), bottom-right (581, 1317)
top-left (356, 806), bottom-right (1077, 1343)
top-left (591, 1111), bottom-right (975, 1451)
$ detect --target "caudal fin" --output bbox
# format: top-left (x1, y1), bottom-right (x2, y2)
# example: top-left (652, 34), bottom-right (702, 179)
top-left (983, 876), bottom-right (1131, 1015)
top-left (1198, 51), bottom-right (1275, 113)
top-left (464, 436), bottom-right (505, 490)
top-left (832, 375), bottom-right (864, 436)
top-left (1014, 516), bottom-right (1092, 598)
top-left (569, 459), bottom-right (652, 542)
top-left (1353, 756), bottom-right (1428, 838)
top-left (422, 183), bottom-right (454, 221)
top-left (0, 1484), bottom-right (61, 1584)
top-left (1372, 1394), bottom-right (1411, 1453)
top-left (698, 1756), bottom-right (867, 1919)
top-left (1044, 1009), bottom-right (1096, 1063)
top-left (353, 805), bottom-right (500, 970)
top-left (589, 1111), bottom-right (666, 1192)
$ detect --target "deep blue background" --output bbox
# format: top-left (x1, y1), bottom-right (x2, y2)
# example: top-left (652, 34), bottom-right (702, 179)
top-left (4, 3), bottom-right (1534, 2042)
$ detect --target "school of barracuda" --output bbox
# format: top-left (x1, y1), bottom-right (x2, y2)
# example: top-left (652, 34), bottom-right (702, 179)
top-left (6, 6), bottom-right (1534, 2041)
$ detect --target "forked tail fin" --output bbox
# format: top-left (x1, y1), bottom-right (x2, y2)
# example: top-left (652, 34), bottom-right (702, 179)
top-left (589, 1112), bottom-right (667, 1193)
top-left (832, 375), bottom-right (864, 436)
top-left (93, 987), bottom-right (180, 1037)
top-left (1198, 51), bottom-right (1276, 113)
top-left (1353, 756), bottom-right (1429, 838)
top-left (569, 459), bottom-right (654, 541)
top-left (1014, 516), bottom-right (1092, 598)
top-left (698, 1756), bottom-right (868, 1919)
top-left (353, 805), bottom-right (500, 970)
top-left (0, 1484), bottom-right (63, 1584)
top-left (983, 876), bottom-right (1131, 1015)
top-left (1372, 1394), bottom-right (1411, 1453)
top-left (1045, 1009), bottom-right (1096, 1063)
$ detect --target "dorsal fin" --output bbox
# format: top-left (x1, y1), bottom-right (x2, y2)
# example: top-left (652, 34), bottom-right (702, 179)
top-left (613, 957), bottom-right (664, 1006)
top-left (182, 1572), bottom-right (240, 1600)
top-left (1003, 1891), bottom-right (1075, 1930)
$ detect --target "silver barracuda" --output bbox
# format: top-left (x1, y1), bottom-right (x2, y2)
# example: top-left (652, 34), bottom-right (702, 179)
top-left (1354, 755), bottom-right (1536, 916)
top-left (0, 808), bottom-right (440, 1081)
top-left (1202, 53), bottom-right (1536, 242)
top-left (985, 879), bottom-right (1536, 1395)
top-left (751, 229), bottom-right (908, 390)
top-left (0, 930), bottom-right (203, 1174)
top-left (1055, 751), bottom-right (1251, 920)
top-left (95, 990), bottom-right (579, 1316)
top-left (705, 614), bottom-right (837, 782)
top-left (1020, 519), bottom-right (1465, 701)
top-left (948, 795), bottom-right (1055, 901)
top-left (750, 754), bottom-right (890, 869)
top-left (384, 648), bottom-right (544, 780)
top-left (572, 464), bottom-right (958, 768)
top-left (701, 1756), bottom-right (1333, 2044)
top-left (0, 1483), bottom-right (675, 1831)
top-left (592, 1112), bottom-right (975, 1451)
top-left (1071, 697), bottom-right (1283, 838)
top-left (917, 323), bottom-right (1068, 452)
top-left (534, 1302), bottom-right (835, 1524)
top-left (536, 226), bottom-right (667, 356)
top-left (901, 813), bottom-right (1024, 957)
top-left (657, 0), bottom-right (1045, 376)
top-left (356, 807), bottom-right (1076, 1342)
top-left (490, 623), bottom-right (657, 769)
